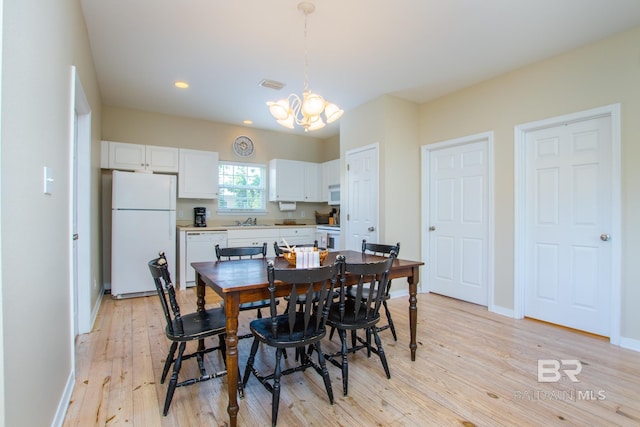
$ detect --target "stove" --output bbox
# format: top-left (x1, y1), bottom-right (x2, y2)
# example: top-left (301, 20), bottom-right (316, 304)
top-left (316, 225), bottom-right (341, 251)
top-left (316, 224), bottom-right (340, 232)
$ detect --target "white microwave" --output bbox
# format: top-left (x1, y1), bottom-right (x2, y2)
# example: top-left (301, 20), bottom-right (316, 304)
top-left (328, 185), bottom-right (340, 205)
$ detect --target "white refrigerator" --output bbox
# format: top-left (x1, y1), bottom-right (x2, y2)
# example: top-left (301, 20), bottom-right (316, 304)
top-left (111, 170), bottom-right (177, 298)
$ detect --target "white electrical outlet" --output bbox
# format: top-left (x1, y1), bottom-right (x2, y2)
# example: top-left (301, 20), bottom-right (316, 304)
top-left (178, 210), bottom-right (184, 219)
top-left (206, 209), bottom-right (211, 218)
top-left (300, 210), bottom-right (306, 218)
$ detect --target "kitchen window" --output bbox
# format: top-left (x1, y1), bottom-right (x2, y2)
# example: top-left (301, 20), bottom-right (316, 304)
top-left (218, 161), bottom-right (267, 213)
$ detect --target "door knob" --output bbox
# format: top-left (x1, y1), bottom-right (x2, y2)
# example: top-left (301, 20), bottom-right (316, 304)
top-left (600, 233), bottom-right (611, 241)
top-left (368, 227), bottom-right (375, 232)
top-left (429, 226), bottom-right (436, 231)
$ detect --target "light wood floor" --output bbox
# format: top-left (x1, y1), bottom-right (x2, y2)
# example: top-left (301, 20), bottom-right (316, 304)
top-left (63, 289), bottom-right (640, 426)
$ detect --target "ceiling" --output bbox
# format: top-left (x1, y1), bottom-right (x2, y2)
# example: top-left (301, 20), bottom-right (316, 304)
top-left (80, 0), bottom-right (640, 138)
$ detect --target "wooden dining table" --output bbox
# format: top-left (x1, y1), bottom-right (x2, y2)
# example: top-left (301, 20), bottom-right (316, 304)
top-left (192, 250), bottom-right (424, 427)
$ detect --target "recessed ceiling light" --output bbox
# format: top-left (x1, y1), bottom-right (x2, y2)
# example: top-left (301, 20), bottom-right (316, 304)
top-left (243, 120), bottom-right (253, 125)
top-left (174, 81), bottom-right (189, 89)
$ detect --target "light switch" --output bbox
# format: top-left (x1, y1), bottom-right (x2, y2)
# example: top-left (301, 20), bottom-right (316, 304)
top-left (43, 166), bottom-right (54, 194)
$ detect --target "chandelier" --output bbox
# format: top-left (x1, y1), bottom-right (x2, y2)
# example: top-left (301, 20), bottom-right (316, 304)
top-left (267, 2), bottom-right (343, 132)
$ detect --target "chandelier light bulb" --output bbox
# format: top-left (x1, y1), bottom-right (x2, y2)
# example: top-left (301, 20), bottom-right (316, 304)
top-left (324, 102), bottom-right (344, 124)
top-left (267, 99), bottom-right (291, 120)
top-left (306, 118), bottom-right (326, 131)
top-left (277, 115), bottom-right (295, 129)
top-left (302, 92), bottom-right (326, 116)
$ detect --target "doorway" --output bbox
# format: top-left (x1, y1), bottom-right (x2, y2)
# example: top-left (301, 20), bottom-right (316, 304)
top-left (345, 143), bottom-right (379, 250)
top-left (514, 104), bottom-right (621, 342)
top-left (70, 66), bottom-right (92, 336)
top-left (421, 132), bottom-right (494, 307)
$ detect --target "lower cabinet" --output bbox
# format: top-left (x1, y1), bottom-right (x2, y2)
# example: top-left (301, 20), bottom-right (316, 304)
top-left (178, 227), bottom-right (320, 287)
top-left (279, 227), bottom-right (316, 247)
top-left (227, 228), bottom-right (280, 258)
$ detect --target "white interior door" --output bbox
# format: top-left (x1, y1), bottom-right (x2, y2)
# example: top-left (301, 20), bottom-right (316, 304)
top-left (345, 144), bottom-right (378, 250)
top-left (426, 137), bottom-right (491, 306)
top-left (524, 116), bottom-right (612, 336)
top-left (71, 67), bottom-right (92, 335)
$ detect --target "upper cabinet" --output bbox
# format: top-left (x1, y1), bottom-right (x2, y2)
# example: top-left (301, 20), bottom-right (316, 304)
top-left (178, 148), bottom-right (219, 199)
top-left (269, 159), bottom-right (305, 201)
top-left (322, 159), bottom-right (340, 197)
top-left (101, 141), bottom-right (179, 173)
top-left (304, 162), bottom-right (322, 202)
top-left (269, 159), bottom-right (322, 202)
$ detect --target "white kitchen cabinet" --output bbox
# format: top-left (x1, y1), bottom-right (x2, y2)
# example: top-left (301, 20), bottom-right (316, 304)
top-left (269, 159), bottom-right (322, 202)
top-left (103, 141), bottom-right (179, 172)
top-left (304, 162), bottom-right (322, 202)
top-left (269, 159), bottom-right (304, 201)
top-left (227, 228), bottom-right (280, 257)
top-left (178, 148), bottom-right (219, 199)
top-left (321, 159), bottom-right (340, 202)
top-left (279, 227), bottom-right (316, 247)
top-left (323, 159), bottom-right (340, 188)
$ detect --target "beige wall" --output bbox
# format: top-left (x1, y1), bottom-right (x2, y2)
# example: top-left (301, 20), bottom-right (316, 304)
top-left (340, 95), bottom-right (421, 294)
top-left (419, 27), bottom-right (640, 341)
top-left (1, 0), bottom-right (102, 425)
top-left (102, 106), bottom-right (339, 225)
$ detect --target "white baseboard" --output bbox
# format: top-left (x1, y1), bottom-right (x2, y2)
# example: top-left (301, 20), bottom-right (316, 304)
top-left (90, 289), bottom-right (105, 330)
top-left (51, 371), bottom-right (75, 427)
top-left (389, 291), bottom-right (639, 354)
top-left (619, 336), bottom-right (640, 352)
top-left (388, 289), bottom-right (409, 299)
top-left (489, 304), bottom-right (515, 318)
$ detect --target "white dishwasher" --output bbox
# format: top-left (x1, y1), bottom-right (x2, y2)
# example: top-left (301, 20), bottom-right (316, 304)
top-left (185, 231), bottom-right (227, 286)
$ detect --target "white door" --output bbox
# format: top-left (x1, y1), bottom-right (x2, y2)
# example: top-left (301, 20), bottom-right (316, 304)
top-left (427, 138), bottom-right (490, 305)
top-left (524, 116), bottom-right (612, 336)
top-left (72, 109), bottom-right (79, 335)
top-left (71, 67), bottom-right (93, 334)
top-left (345, 144), bottom-right (379, 250)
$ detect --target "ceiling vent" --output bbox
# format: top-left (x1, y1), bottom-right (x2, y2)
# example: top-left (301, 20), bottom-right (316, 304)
top-left (259, 79), bottom-right (286, 90)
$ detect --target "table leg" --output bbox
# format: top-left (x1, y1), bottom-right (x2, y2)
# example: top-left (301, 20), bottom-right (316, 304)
top-left (224, 293), bottom-right (240, 427)
top-left (408, 266), bottom-right (419, 361)
top-left (196, 273), bottom-right (206, 353)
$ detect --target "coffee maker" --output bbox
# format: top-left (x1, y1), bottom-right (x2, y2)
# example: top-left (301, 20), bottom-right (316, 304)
top-left (194, 207), bottom-right (207, 227)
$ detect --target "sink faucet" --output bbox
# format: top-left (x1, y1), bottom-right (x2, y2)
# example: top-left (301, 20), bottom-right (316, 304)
top-left (242, 217), bottom-right (257, 225)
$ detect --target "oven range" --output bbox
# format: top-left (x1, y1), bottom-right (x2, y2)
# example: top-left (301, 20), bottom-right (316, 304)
top-left (316, 225), bottom-right (341, 251)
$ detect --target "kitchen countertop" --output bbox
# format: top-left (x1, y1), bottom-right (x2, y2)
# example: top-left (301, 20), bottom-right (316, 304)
top-left (176, 224), bottom-right (319, 231)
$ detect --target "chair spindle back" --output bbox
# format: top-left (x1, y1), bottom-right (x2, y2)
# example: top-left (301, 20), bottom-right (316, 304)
top-left (266, 256), bottom-right (344, 340)
top-left (148, 252), bottom-right (183, 336)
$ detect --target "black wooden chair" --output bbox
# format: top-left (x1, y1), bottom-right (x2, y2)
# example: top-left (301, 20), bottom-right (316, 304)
top-left (324, 251), bottom-right (397, 396)
top-left (215, 243), bottom-right (273, 339)
top-left (329, 240), bottom-right (400, 342)
top-left (242, 257), bottom-right (344, 427)
top-left (274, 240), bottom-right (320, 313)
top-left (148, 252), bottom-right (241, 416)
top-left (356, 240), bottom-right (400, 340)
